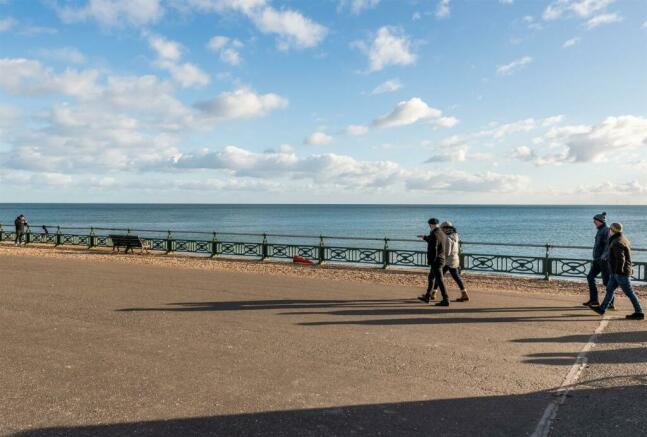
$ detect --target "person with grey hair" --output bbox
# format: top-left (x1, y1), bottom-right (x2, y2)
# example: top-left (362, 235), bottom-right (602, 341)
top-left (590, 223), bottom-right (644, 320)
top-left (432, 221), bottom-right (469, 302)
top-left (417, 218), bottom-right (449, 306)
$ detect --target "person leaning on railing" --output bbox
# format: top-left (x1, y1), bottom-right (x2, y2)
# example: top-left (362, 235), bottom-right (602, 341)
top-left (589, 223), bottom-right (644, 320)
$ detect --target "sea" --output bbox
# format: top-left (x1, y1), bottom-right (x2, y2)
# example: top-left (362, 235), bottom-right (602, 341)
top-left (1, 204), bottom-right (646, 260)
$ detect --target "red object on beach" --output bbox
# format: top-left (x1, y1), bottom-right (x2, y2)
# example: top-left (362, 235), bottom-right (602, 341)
top-left (293, 255), bottom-right (314, 265)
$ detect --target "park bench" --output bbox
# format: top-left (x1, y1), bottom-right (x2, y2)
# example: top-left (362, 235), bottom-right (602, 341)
top-left (109, 234), bottom-right (148, 254)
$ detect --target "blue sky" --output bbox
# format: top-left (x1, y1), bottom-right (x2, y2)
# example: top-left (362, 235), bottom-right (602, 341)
top-left (0, 0), bottom-right (646, 203)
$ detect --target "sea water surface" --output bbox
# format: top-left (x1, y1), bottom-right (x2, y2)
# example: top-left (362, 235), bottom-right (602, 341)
top-left (1, 204), bottom-right (646, 259)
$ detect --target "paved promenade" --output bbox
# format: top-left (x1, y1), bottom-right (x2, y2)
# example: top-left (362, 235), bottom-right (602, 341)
top-left (1, 253), bottom-right (645, 436)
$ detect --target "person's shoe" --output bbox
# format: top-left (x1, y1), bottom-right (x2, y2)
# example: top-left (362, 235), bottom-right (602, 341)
top-left (583, 300), bottom-right (599, 307)
top-left (607, 303), bottom-right (616, 311)
top-left (434, 300), bottom-right (450, 307)
top-left (455, 290), bottom-right (470, 302)
top-left (590, 306), bottom-right (604, 315)
top-left (430, 291), bottom-right (438, 301)
top-left (626, 313), bottom-right (645, 320)
top-left (417, 294), bottom-right (430, 303)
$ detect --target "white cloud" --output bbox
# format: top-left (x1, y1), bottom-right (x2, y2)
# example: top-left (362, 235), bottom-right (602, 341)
top-left (563, 37), bottom-right (580, 48)
top-left (344, 124), bottom-right (369, 136)
top-left (478, 118), bottom-right (536, 139)
top-left (643, 20), bottom-right (647, 29)
top-left (435, 0), bottom-right (450, 19)
top-left (425, 147), bottom-right (467, 162)
top-left (543, 0), bottom-right (615, 20)
top-left (511, 146), bottom-right (536, 161)
top-left (339, 0), bottom-right (380, 15)
top-left (194, 87), bottom-right (288, 120)
top-left (250, 6), bottom-right (327, 50)
top-left (34, 47), bottom-right (86, 64)
top-left (405, 170), bottom-right (528, 193)
top-left (499, 0), bottom-right (513, 4)
top-left (372, 97), bottom-right (443, 128)
top-left (355, 26), bottom-right (417, 72)
top-left (55, 0), bottom-right (164, 27)
top-left (207, 35), bottom-right (244, 65)
top-left (542, 115), bottom-right (564, 126)
top-left (371, 78), bottom-right (402, 95)
top-left (0, 16), bottom-right (16, 32)
top-left (433, 116), bottom-right (459, 128)
top-left (304, 131), bottom-right (333, 145)
top-left (586, 13), bottom-right (622, 29)
top-left (146, 33), bottom-right (210, 87)
top-left (577, 180), bottom-right (646, 194)
top-left (496, 56), bottom-right (533, 76)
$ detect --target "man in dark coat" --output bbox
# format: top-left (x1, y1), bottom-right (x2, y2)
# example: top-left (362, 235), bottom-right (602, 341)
top-left (14, 214), bottom-right (28, 246)
top-left (584, 212), bottom-right (613, 308)
top-left (417, 218), bottom-right (449, 306)
top-left (590, 223), bottom-right (644, 320)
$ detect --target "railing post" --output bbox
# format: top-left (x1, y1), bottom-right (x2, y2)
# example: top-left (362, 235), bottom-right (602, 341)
top-left (318, 235), bottom-right (325, 265)
top-left (459, 240), bottom-right (465, 270)
top-left (89, 227), bottom-right (95, 249)
top-left (382, 238), bottom-right (389, 269)
top-left (211, 232), bottom-right (218, 258)
top-left (261, 233), bottom-right (268, 260)
top-left (166, 231), bottom-right (173, 254)
top-left (56, 226), bottom-right (62, 246)
top-left (0, 224), bottom-right (3, 242)
top-left (25, 225), bottom-right (31, 245)
top-left (544, 244), bottom-right (551, 280)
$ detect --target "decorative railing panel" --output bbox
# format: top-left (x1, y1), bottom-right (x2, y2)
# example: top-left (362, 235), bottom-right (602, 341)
top-left (1, 224), bottom-right (645, 282)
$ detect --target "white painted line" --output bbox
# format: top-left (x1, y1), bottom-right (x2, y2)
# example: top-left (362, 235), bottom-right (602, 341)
top-left (530, 316), bottom-right (609, 437)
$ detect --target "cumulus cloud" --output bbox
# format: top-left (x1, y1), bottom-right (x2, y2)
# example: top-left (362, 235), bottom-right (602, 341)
top-left (146, 33), bottom-right (210, 87)
top-left (577, 180), bottom-right (646, 194)
top-left (0, 16), bottom-right (16, 32)
top-left (405, 170), bottom-right (529, 193)
top-left (372, 97), bottom-right (443, 128)
top-left (354, 26), bottom-right (417, 72)
top-left (54, 0), bottom-right (164, 27)
top-left (338, 0), bottom-right (380, 15)
top-left (563, 37), bottom-right (580, 48)
top-left (344, 124), bottom-right (369, 136)
top-left (304, 131), bottom-right (333, 145)
top-left (543, 0), bottom-right (615, 20)
top-left (586, 13), bottom-right (622, 29)
top-left (435, 0), bottom-right (450, 19)
top-left (371, 78), bottom-right (402, 95)
top-left (496, 56), bottom-right (533, 76)
top-left (207, 35), bottom-right (244, 65)
top-left (194, 87), bottom-right (288, 120)
top-left (425, 147), bottom-right (467, 163)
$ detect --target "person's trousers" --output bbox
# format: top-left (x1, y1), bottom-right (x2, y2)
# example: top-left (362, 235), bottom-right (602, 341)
top-left (15, 230), bottom-right (24, 244)
top-left (427, 264), bottom-right (448, 302)
top-left (587, 259), bottom-right (610, 303)
top-left (433, 265), bottom-right (465, 291)
top-left (600, 274), bottom-right (643, 314)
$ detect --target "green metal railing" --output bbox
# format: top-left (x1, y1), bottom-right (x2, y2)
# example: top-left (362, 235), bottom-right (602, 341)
top-left (1, 223), bottom-right (645, 283)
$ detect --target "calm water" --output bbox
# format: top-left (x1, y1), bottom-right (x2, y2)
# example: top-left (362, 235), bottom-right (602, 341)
top-left (1, 204), bottom-right (646, 259)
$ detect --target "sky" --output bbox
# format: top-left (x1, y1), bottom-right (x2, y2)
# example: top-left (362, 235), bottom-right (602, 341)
top-left (0, 0), bottom-right (646, 204)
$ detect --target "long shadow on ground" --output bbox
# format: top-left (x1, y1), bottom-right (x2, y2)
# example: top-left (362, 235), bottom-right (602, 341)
top-left (12, 385), bottom-right (647, 437)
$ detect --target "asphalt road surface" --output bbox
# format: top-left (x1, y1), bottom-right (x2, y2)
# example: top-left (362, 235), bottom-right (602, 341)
top-left (1, 254), bottom-right (645, 436)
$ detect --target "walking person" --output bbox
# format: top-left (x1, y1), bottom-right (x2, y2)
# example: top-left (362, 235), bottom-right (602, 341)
top-left (590, 223), bottom-right (644, 320)
top-left (417, 218), bottom-right (449, 306)
top-left (14, 214), bottom-right (28, 246)
top-left (432, 221), bottom-right (469, 302)
top-left (584, 212), bottom-right (614, 308)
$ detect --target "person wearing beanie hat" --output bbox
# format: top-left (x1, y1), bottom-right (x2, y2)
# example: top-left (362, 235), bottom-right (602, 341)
top-left (584, 211), bottom-right (612, 308)
top-left (417, 218), bottom-right (449, 306)
top-left (590, 223), bottom-right (644, 320)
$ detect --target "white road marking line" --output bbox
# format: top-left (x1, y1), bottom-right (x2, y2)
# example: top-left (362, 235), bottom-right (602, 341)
top-left (530, 316), bottom-right (609, 437)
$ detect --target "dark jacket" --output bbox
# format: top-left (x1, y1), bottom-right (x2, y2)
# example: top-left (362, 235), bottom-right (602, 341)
top-left (607, 232), bottom-right (632, 276)
top-left (424, 227), bottom-right (446, 266)
top-left (14, 216), bottom-right (26, 232)
top-left (592, 223), bottom-right (609, 261)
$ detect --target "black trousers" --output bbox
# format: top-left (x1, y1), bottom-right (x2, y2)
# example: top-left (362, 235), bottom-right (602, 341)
top-left (434, 265), bottom-right (465, 291)
top-left (15, 230), bottom-right (25, 244)
top-left (427, 263), bottom-right (448, 301)
top-left (587, 259), bottom-right (611, 304)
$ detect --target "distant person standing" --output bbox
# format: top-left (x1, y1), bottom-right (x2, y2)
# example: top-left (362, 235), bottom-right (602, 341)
top-left (432, 221), bottom-right (469, 302)
top-left (584, 212), bottom-right (614, 309)
top-left (417, 218), bottom-right (449, 306)
top-left (590, 223), bottom-right (644, 320)
top-left (14, 214), bottom-right (28, 246)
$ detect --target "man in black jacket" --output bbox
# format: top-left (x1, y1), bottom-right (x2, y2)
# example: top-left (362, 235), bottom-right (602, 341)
top-left (590, 223), bottom-right (644, 320)
top-left (14, 214), bottom-right (27, 246)
top-left (584, 212), bottom-right (613, 308)
top-left (417, 218), bottom-right (449, 306)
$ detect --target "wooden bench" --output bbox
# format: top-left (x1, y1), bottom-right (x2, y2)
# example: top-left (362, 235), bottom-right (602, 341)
top-left (109, 235), bottom-right (147, 254)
